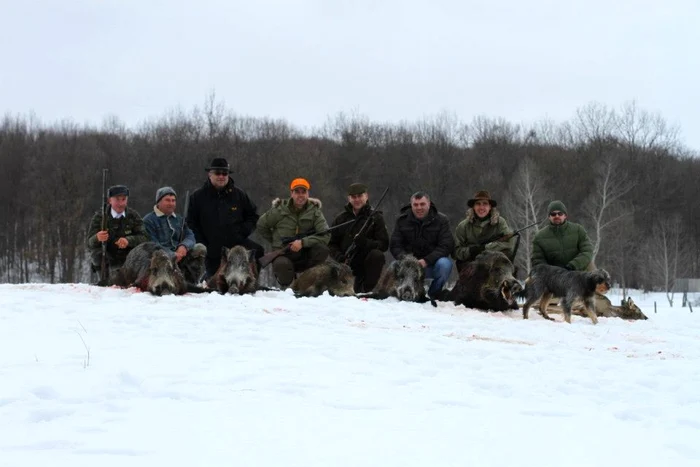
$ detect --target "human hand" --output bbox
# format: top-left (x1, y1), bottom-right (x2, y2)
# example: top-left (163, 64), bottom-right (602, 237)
top-left (418, 259), bottom-right (427, 268)
top-left (115, 237), bottom-right (129, 249)
top-left (175, 245), bottom-right (188, 262)
top-left (289, 239), bottom-right (303, 252)
top-left (96, 230), bottom-right (109, 242)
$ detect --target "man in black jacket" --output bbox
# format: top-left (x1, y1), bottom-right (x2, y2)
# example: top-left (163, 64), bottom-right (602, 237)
top-left (390, 191), bottom-right (455, 298)
top-left (328, 183), bottom-right (389, 293)
top-left (186, 158), bottom-right (263, 278)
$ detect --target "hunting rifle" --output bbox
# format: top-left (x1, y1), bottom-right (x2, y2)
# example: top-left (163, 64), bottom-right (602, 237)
top-left (479, 219), bottom-right (543, 246)
top-left (179, 190), bottom-right (190, 244)
top-left (99, 169), bottom-right (108, 284)
top-left (341, 186), bottom-right (389, 264)
top-left (258, 219), bottom-right (356, 269)
top-left (479, 219), bottom-right (544, 261)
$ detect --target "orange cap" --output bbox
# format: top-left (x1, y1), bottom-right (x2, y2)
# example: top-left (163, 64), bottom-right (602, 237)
top-left (290, 178), bottom-right (310, 190)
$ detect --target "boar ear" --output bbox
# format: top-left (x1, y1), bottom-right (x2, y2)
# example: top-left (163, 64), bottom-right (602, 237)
top-left (330, 264), bottom-right (340, 280)
top-left (247, 249), bottom-right (256, 262)
top-left (221, 247), bottom-right (229, 259)
top-left (390, 260), bottom-right (401, 274)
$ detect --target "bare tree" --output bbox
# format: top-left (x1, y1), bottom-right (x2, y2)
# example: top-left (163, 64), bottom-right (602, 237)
top-left (502, 156), bottom-right (550, 276)
top-left (582, 156), bottom-right (635, 260)
top-left (645, 215), bottom-right (686, 306)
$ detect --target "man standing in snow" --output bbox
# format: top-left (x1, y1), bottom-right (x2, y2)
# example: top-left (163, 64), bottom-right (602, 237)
top-left (186, 158), bottom-right (263, 279)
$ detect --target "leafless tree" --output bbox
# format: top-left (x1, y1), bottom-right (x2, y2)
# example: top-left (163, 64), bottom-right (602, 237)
top-left (582, 156), bottom-right (635, 260)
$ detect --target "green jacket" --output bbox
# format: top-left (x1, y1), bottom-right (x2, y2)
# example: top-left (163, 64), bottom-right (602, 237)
top-left (531, 221), bottom-right (593, 271)
top-left (453, 208), bottom-right (515, 261)
top-left (256, 197), bottom-right (330, 249)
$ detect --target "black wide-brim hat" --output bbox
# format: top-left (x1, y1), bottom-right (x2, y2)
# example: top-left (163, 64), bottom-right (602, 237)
top-left (205, 158), bottom-right (231, 172)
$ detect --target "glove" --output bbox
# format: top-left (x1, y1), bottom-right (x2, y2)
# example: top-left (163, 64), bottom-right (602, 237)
top-left (354, 234), bottom-right (368, 249)
top-left (564, 264), bottom-right (575, 271)
top-left (469, 245), bottom-right (485, 258)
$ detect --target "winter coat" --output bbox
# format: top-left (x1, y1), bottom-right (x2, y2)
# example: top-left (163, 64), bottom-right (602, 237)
top-left (453, 208), bottom-right (516, 261)
top-left (390, 202), bottom-right (454, 266)
top-left (143, 206), bottom-right (196, 252)
top-left (186, 178), bottom-right (259, 259)
top-left (531, 220), bottom-right (593, 271)
top-left (256, 197), bottom-right (330, 249)
top-left (328, 203), bottom-right (390, 261)
top-left (86, 206), bottom-right (148, 264)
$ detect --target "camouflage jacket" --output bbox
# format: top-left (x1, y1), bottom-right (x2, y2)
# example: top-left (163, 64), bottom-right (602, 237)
top-left (86, 206), bottom-right (148, 261)
top-left (453, 208), bottom-right (516, 261)
top-left (256, 197), bottom-right (330, 249)
top-left (531, 221), bottom-right (593, 271)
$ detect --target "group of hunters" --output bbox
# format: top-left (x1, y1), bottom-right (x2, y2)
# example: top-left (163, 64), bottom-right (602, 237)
top-left (87, 157), bottom-right (594, 297)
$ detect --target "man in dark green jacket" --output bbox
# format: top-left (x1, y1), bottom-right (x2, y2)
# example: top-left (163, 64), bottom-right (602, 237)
top-left (531, 200), bottom-right (594, 271)
top-left (86, 185), bottom-right (148, 284)
top-left (256, 177), bottom-right (330, 287)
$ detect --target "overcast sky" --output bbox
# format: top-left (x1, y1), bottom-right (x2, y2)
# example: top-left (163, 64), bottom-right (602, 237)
top-left (2, 0), bottom-right (698, 149)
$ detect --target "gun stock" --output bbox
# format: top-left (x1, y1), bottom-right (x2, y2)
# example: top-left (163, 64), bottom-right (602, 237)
top-left (258, 219), bottom-right (356, 269)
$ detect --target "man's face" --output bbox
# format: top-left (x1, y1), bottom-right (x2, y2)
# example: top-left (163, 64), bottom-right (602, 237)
top-left (473, 199), bottom-right (492, 218)
top-left (348, 192), bottom-right (368, 211)
top-left (157, 195), bottom-right (177, 216)
top-left (109, 195), bottom-right (128, 214)
top-left (208, 170), bottom-right (229, 189)
top-left (291, 187), bottom-right (309, 208)
top-left (411, 196), bottom-right (430, 219)
top-left (549, 210), bottom-right (567, 225)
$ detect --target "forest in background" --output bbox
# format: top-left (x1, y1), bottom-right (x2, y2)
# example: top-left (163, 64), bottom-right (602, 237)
top-left (1, 96), bottom-right (698, 303)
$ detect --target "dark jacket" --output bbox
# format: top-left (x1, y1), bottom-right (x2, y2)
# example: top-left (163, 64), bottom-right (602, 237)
top-left (390, 202), bottom-right (454, 266)
top-left (86, 205), bottom-right (148, 264)
top-left (143, 206), bottom-right (196, 252)
top-left (531, 220), bottom-right (593, 271)
top-left (328, 203), bottom-right (389, 261)
top-left (186, 178), bottom-right (259, 259)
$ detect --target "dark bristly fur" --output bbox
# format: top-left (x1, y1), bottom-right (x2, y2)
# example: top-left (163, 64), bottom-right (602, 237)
top-left (292, 259), bottom-right (355, 298)
top-left (447, 250), bottom-right (522, 312)
top-left (361, 255), bottom-right (433, 305)
top-left (207, 245), bottom-right (260, 295)
top-left (522, 264), bottom-right (611, 324)
top-left (113, 242), bottom-right (208, 295)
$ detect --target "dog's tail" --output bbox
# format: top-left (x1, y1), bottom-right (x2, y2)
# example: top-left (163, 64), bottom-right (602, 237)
top-left (514, 276), bottom-right (531, 301)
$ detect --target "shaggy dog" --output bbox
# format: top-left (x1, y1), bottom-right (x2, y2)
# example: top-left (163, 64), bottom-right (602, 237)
top-left (521, 264), bottom-right (611, 324)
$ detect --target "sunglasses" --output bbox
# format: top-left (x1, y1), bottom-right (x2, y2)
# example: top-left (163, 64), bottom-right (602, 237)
top-left (549, 211), bottom-right (565, 217)
top-left (212, 170), bottom-right (229, 176)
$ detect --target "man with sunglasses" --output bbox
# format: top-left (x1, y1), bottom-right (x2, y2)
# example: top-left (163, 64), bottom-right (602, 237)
top-left (531, 200), bottom-right (594, 272)
top-left (256, 177), bottom-right (331, 288)
top-left (186, 158), bottom-right (263, 279)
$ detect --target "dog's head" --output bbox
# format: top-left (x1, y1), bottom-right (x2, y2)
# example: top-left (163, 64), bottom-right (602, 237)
top-left (591, 269), bottom-right (612, 290)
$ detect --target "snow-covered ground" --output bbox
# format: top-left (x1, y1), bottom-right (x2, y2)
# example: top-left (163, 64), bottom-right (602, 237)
top-left (1, 284), bottom-right (699, 467)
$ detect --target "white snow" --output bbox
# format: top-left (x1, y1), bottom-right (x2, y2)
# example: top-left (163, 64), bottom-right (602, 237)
top-left (1, 284), bottom-right (699, 467)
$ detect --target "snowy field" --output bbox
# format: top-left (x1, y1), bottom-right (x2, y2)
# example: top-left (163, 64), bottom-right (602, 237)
top-left (1, 284), bottom-right (699, 467)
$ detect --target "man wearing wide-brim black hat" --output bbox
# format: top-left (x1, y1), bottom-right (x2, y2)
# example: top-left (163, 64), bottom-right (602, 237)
top-left (186, 157), bottom-right (263, 278)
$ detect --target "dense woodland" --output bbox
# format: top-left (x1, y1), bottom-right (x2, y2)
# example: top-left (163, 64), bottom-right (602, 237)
top-left (1, 97), bottom-right (698, 300)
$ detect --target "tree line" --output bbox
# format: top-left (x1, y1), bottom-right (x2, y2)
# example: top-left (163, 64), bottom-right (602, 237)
top-left (1, 97), bottom-right (698, 301)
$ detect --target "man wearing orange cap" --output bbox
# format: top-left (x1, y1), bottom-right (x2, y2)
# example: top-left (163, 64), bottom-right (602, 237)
top-left (256, 177), bottom-right (331, 287)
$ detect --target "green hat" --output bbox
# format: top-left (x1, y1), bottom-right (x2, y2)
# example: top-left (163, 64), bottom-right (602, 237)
top-left (348, 183), bottom-right (368, 195)
top-left (547, 200), bottom-right (567, 214)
